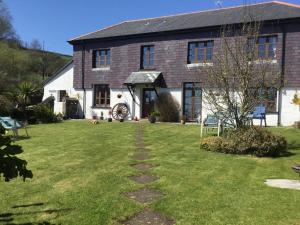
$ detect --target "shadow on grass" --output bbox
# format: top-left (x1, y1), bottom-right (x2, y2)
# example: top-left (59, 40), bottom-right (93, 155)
top-left (0, 203), bottom-right (72, 225)
top-left (287, 141), bottom-right (300, 150)
top-left (12, 203), bottom-right (45, 209)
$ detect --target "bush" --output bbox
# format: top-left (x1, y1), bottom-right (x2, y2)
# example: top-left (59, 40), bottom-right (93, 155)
top-left (201, 127), bottom-right (287, 157)
top-left (0, 95), bottom-right (14, 116)
top-left (32, 104), bottom-right (61, 123)
top-left (155, 92), bottom-right (180, 122)
top-left (0, 124), bottom-right (5, 135)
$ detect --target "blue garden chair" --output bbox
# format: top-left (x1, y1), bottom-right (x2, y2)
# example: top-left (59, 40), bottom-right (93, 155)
top-left (0, 117), bottom-right (28, 138)
top-left (249, 105), bottom-right (267, 127)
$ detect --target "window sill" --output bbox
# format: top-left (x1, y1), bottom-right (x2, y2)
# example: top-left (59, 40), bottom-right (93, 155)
top-left (92, 67), bottom-right (110, 71)
top-left (140, 68), bottom-right (156, 71)
top-left (187, 62), bottom-right (213, 68)
top-left (253, 59), bottom-right (277, 64)
top-left (91, 106), bottom-right (111, 109)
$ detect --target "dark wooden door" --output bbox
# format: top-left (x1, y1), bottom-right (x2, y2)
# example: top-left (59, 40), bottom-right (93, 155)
top-left (142, 88), bottom-right (156, 118)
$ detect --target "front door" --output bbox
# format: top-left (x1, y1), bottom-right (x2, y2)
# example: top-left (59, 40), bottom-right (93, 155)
top-left (142, 88), bottom-right (156, 118)
top-left (183, 83), bottom-right (202, 122)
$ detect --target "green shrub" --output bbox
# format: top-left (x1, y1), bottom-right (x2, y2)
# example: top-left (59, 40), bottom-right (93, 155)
top-left (155, 92), bottom-right (179, 122)
top-left (32, 104), bottom-right (61, 123)
top-left (0, 95), bottom-right (14, 116)
top-left (201, 127), bottom-right (287, 157)
top-left (0, 124), bottom-right (5, 135)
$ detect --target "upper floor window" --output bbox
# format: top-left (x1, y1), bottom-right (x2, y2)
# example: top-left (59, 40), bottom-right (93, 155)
top-left (141, 45), bottom-right (154, 69)
top-left (92, 49), bottom-right (110, 68)
top-left (247, 36), bottom-right (277, 60)
top-left (188, 41), bottom-right (214, 64)
top-left (93, 84), bottom-right (110, 108)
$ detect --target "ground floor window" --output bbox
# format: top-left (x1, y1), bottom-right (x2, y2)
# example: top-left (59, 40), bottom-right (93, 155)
top-left (183, 83), bottom-right (202, 121)
top-left (94, 84), bottom-right (110, 108)
top-left (258, 87), bottom-right (277, 113)
top-left (59, 90), bottom-right (67, 102)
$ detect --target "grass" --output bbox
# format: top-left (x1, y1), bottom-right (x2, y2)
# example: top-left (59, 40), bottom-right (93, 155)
top-left (1, 121), bottom-right (300, 225)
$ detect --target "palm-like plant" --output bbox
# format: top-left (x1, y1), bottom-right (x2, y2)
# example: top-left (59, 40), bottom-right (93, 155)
top-left (16, 81), bottom-right (37, 107)
top-left (14, 81), bottom-right (37, 121)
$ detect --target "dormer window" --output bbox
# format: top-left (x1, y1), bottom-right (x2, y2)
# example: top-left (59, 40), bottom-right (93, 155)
top-left (92, 49), bottom-right (110, 68)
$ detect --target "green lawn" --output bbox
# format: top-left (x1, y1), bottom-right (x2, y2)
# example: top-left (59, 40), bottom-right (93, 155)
top-left (1, 121), bottom-right (300, 225)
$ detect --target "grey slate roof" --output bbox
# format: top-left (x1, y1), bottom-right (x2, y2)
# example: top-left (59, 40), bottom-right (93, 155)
top-left (70, 1), bottom-right (300, 42)
top-left (124, 71), bottom-right (162, 85)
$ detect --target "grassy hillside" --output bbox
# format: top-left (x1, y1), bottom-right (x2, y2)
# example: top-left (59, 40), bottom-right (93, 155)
top-left (0, 40), bottom-right (71, 94)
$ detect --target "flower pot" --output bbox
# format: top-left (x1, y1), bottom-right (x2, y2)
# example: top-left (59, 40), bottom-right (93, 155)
top-left (108, 118), bottom-right (112, 122)
top-left (148, 116), bottom-right (156, 123)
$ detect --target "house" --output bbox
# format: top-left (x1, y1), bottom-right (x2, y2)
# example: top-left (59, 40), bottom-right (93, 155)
top-left (44, 1), bottom-right (300, 126)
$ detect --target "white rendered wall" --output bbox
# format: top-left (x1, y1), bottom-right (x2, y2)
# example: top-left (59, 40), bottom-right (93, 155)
top-left (281, 88), bottom-right (300, 126)
top-left (43, 64), bottom-right (84, 118)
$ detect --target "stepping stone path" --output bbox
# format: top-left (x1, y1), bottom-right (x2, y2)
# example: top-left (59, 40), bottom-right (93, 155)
top-left (121, 123), bottom-right (175, 225)
top-left (128, 174), bottom-right (158, 184)
top-left (124, 188), bottom-right (164, 204)
top-left (131, 163), bottom-right (155, 171)
top-left (122, 208), bottom-right (175, 225)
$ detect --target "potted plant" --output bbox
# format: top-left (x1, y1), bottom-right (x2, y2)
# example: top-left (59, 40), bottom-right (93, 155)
top-left (292, 94), bottom-right (300, 128)
top-left (100, 111), bottom-right (104, 120)
top-left (180, 115), bottom-right (186, 125)
top-left (149, 111), bottom-right (159, 123)
top-left (108, 110), bottom-right (112, 122)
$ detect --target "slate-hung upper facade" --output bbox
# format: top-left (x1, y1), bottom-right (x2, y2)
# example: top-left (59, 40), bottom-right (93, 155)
top-left (66, 1), bottom-right (300, 125)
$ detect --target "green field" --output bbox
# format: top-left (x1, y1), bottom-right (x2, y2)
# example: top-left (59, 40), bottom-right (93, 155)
top-left (1, 121), bottom-right (300, 225)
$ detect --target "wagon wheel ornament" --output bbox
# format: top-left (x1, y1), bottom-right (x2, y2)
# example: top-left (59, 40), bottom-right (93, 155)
top-left (112, 103), bottom-right (129, 120)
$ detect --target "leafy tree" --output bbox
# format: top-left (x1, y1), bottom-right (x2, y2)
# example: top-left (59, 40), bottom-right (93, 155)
top-left (0, 129), bottom-right (33, 182)
top-left (0, 0), bottom-right (17, 40)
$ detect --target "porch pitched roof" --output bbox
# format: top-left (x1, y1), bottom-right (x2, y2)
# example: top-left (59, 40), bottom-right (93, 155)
top-left (124, 71), bottom-right (162, 85)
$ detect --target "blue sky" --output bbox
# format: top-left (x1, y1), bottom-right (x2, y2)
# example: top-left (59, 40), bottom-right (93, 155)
top-left (5, 0), bottom-right (300, 55)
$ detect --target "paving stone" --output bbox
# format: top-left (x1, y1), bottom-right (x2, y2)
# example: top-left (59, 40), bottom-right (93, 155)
top-left (132, 151), bottom-right (150, 161)
top-left (265, 179), bottom-right (300, 190)
top-left (124, 188), bottom-right (164, 204)
top-left (129, 174), bottom-right (158, 184)
top-left (121, 208), bottom-right (175, 225)
top-left (131, 163), bottom-right (155, 171)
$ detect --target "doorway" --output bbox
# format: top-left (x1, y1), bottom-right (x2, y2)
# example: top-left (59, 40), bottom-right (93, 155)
top-left (142, 88), bottom-right (156, 118)
top-left (183, 83), bottom-right (202, 122)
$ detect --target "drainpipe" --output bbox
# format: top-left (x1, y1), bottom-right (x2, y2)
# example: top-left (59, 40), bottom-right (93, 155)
top-left (81, 43), bottom-right (86, 119)
top-left (278, 24), bottom-right (286, 126)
